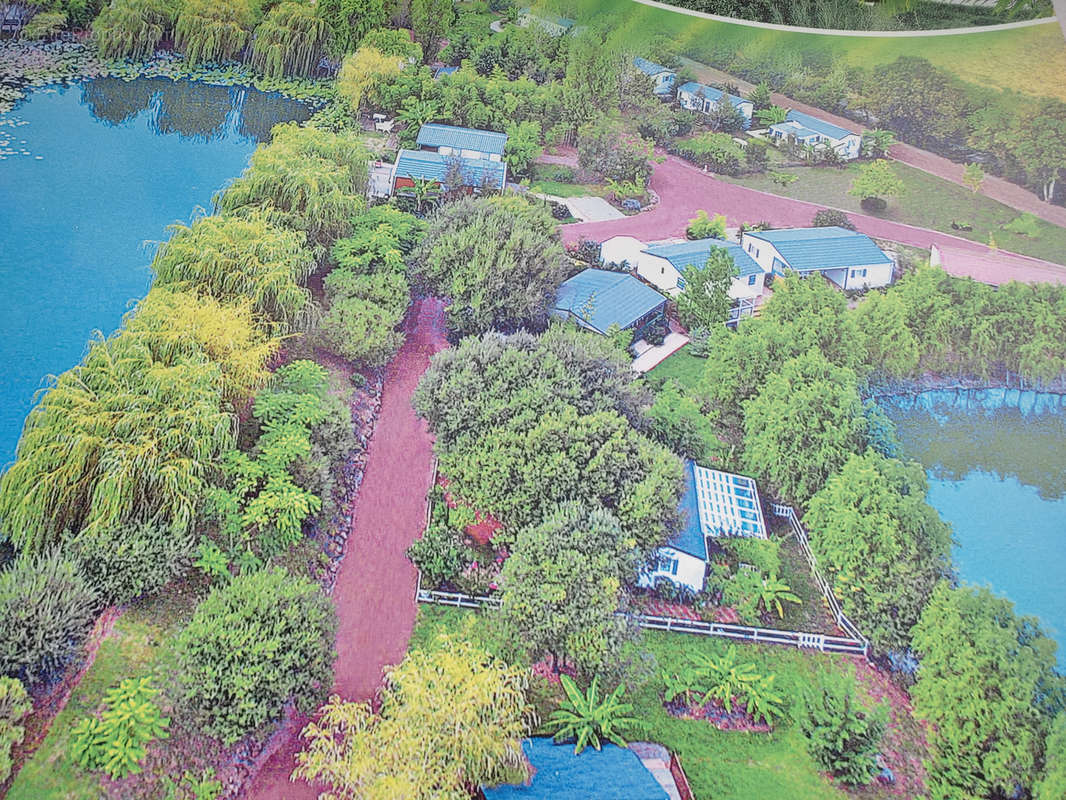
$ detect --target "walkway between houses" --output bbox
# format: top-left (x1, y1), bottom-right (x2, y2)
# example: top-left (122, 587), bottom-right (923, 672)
top-left (561, 154), bottom-right (1066, 286)
top-left (244, 297), bottom-right (448, 800)
top-left (679, 58), bottom-right (1066, 230)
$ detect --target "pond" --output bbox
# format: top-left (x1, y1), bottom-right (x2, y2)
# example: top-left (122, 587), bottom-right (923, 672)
top-left (880, 389), bottom-right (1066, 649)
top-left (0, 77), bottom-right (310, 464)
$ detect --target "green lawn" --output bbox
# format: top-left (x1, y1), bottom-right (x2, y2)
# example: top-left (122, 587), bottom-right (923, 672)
top-left (719, 159), bottom-right (1066, 265)
top-left (646, 347), bottom-right (705, 392)
top-left (529, 180), bottom-right (608, 198)
top-left (547, 0), bottom-right (1066, 102)
top-left (8, 588), bottom-right (198, 800)
top-left (409, 606), bottom-right (900, 800)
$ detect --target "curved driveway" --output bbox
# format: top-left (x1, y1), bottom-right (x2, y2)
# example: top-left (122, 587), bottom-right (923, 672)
top-left (562, 155), bottom-right (1066, 286)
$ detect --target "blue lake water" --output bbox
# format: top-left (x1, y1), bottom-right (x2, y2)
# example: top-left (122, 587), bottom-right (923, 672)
top-left (881, 389), bottom-right (1066, 649)
top-left (0, 78), bottom-right (309, 465)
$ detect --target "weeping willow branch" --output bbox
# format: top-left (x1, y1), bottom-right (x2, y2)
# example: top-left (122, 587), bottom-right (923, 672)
top-left (250, 2), bottom-right (332, 79)
top-left (92, 0), bottom-right (176, 61)
top-left (175, 0), bottom-right (256, 66)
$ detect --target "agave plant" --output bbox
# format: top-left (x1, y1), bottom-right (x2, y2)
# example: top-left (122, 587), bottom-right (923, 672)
top-left (545, 675), bottom-right (643, 754)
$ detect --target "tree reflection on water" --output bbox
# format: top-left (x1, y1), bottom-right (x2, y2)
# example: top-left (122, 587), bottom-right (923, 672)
top-left (79, 76), bottom-right (311, 143)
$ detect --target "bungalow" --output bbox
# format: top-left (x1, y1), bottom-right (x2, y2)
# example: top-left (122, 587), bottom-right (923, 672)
top-left (767, 110), bottom-right (861, 161)
top-left (517, 7), bottom-right (578, 36)
top-left (676, 81), bottom-right (753, 126)
top-left (483, 739), bottom-right (670, 800)
top-left (633, 57), bottom-right (677, 97)
top-left (740, 226), bottom-right (894, 290)
top-left (598, 236), bottom-right (766, 324)
top-left (391, 148), bottom-right (507, 195)
top-left (641, 461), bottom-right (768, 595)
top-left (415, 123), bottom-right (507, 162)
top-left (553, 268), bottom-right (668, 337)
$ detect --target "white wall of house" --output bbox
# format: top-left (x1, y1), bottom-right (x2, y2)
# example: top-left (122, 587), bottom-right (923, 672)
top-left (638, 546), bottom-right (707, 594)
top-left (677, 89), bottom-right (753, 122)
top-left (739, 234), bottom-right (893, 290)
top-left (740, 236), bottom-right (786, 275)
top-left (600, 236), bottom-right (646, 271)
top-left (840, 261), bottom-right (893, 290)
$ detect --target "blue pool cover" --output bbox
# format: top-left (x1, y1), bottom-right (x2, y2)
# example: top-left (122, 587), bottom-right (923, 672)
top-left (483, 739), bottom-right (669, 800)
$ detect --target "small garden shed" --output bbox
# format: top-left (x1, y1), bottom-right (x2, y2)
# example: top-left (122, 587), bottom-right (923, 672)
top-left (553, 268), bottom-right (668, 337)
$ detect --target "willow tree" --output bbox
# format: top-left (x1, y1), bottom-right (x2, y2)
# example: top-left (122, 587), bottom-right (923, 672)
top-left (216, 123), bottom-right (369, 249)
top-left (93, 0), bottom-right (176, 60)
top-left (175, 0), bottom-right (256, 66)
top-left (250, 2), bottom-right (331, 79)
top-left (153, 212), bottom-right (315, 332)
top-left (0, 300), bottom-right (239, 553)
top-left (335, 46), bottom-right (401, 115)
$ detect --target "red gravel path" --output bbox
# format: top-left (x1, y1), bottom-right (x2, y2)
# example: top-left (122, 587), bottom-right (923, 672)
top-left (561, 155), bottom-right (1066, 286)
top-left (243, 297), bottom-right (448, 800)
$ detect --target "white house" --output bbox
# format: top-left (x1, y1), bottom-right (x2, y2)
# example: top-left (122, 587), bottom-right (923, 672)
top-left (740, 226), bottom-right (895, 290)
top-left (641, 462), bottom-right (768, 595)
top-left (767, 110), bottom-right (862, 161)
top-left (676, 81), bottom-right (753, 126)
top-left (633, 57), bottom-right (677, 97)
top-left (599, 235), bottom-right (767, 323)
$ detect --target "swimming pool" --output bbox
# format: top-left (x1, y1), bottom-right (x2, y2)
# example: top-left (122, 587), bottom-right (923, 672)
top-left (880, 389), bottom-right (1066, 648)
top-left (0, 77), bottom-right (309, 464)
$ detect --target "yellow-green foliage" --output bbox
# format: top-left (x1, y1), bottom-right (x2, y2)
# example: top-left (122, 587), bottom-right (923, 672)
top-left (216, 123), bottom-right (369, 248)
top-left (152, 211), bottom-right (315, 333)
top-left (21, 11), bottom-right (66, 39)
top-left (294, 635), bottom-right (533, 799)
top-left (174, 0), bottom-right (256, 66)
top-left (0, 677), bottom-right (31, 783)
top-left (92, 0), bottom-right (177, 61)
top-left (336, 46), bottom-right (401, 114)
top-left (250, 2), bottom-right (331, 79)
top-left (0, 291), bottom-right (248, 553)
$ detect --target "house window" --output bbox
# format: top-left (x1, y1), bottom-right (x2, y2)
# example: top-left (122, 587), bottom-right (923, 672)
top-left (850, 269), bottom-right (857, 278)
top-left (862, 268), bottom-right (868, 277)
top-left (772, 257), bottom-right (786, 272)
top-left (747, 274), bottom-right (757, 286)
top-left (747, 243), bottom-right (753, 253)
top-left (677, 276), bottom-right (687, 290)
top-left (657, 555), bottom-right (679, 575)
top-left (755, 248), bottom-right (760, 258)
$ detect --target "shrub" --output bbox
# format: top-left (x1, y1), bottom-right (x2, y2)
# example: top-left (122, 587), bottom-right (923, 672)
top-left (799, 668), bottom-right (887, 786)
top-left (175, 568), bottom-right (336, 744)
top-left (71, 521), bottom-right (195, 605)
top-left (675, 133), bottom-right (743, 175)
top-left (0, 676), bottom-right (31, 783)
top-left (22, 11), bottom-right (66, 39)
top-left (577, 119), bottom-right (654, 186)
top-left (70, 676), bottom-right (170, 780)
top-left (860, 196), bottom-right (887, 212)
top-left (407, 523), bottom-right (467, 588)
top-left (686, 209), bottom-right (727, 240)
top-left (812, 208), bottom-right (856, 230)
top-left (726, 537), bottom-right (780, 576)
top-left (0, 552), bottom-right (98, 685)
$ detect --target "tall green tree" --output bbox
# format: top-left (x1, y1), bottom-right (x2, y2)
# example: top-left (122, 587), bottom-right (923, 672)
top-left (499, 503), bottom-right (633, 675)
top-left (804, 450), bottom-right (952, 652)
top-left (911, 583), bottom-right (1064, 800)
top-left (410, 0), bottom-right (452, 62)
top-left (863, 57), bottom-right (972, 148)
top-left (92, 0), bottom-right (176, 60)
top-left (849, 159), bottom-right (905, 206)
top-left (853, 290), bottom-right (921, 379)
top-left (174, 0), bottom-right (255, 66)
top-left (1009, 98), bottom-right (1066, 202)
top-left (318, 0), bottom-right (386, 56)
top-left (1036, 712), bottom-right (1066, 800)
top-left (742, 349), bottom-right (865, 505)
top-left (676, 248), bottom-right (738, 330)
top-left (250, 2), bottom-right (332, 79)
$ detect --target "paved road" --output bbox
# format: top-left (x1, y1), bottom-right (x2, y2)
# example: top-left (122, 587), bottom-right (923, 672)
top-left (680, 60), bottom-right (1066, 229)
top-left (561, 155), bottom-right (1066, 286)
top-left (244, 297), bottom-right (448, 800)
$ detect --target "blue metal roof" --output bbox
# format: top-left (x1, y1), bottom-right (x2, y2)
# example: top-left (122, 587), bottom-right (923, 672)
top-left (483, 739), bottom-right (669, 800)
top-left (555, 269), bottom-right (667, 335)
top-left (433, 66), bottom-right (458, 79)
top-left (633, 56), bottom-right (673, 77)
top-left (669, 460), bottom-right (707, 560)
top-left (677, 81), bottom-right (749, 110)
top-left (744, 226), bottom-right (891, 272)
top-left (785, 110), bottom-right (856, 142)
top-left (643, 239), bottom-right (762, 278)
top-left (394, 149), bottom-right (506, 191)
top-left (416, 123), bottom-right (507, 156)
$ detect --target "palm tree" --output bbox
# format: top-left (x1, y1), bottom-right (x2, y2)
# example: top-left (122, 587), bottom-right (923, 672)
top-left (545, 675), bottom-right (643, 754)
top-left (756, 574), bottom-right (801, 618)
top-left (754, 105), bottom-right (788, 128)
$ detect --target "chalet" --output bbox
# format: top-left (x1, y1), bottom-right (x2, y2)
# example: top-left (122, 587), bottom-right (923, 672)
top-left (641, 462), bottom-right (768, 595)
top-left (633, 57), bottom-right (677, 96)
top-left (676, 81), bottom-right (753, 126)
top-left (415, 123), bottom-right (507, 162)
top-left (483, 739), bottom-right (671, 800)
top-left (740, 226), bottom-right (894, 290)
top-left (553, 268), bottom-right (668, 337)
top-left (598, 236), bottom-right (766, 324)
top-left (391, 148), bottom-right (507, 195)
top-left (767, 110), bottom-right (862, 161)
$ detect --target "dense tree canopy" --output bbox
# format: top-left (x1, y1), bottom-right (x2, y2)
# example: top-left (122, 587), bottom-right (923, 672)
top-left (805, 450), bottom-right (952, 652)
top-left (92, 0), bottom-right (175, 60)
top-left (676, 248), bottom-right (739, 330)
top-left (911, 583), bottom-right (1064, 800)
top-left (411, 196), bottom-right (568, 337)
top-left (249, 2), bottom-right (332, 79)
top-left (174, 0), bottom-right (255, 66)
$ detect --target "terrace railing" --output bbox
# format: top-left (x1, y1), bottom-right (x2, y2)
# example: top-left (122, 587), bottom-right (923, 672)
top-left (769, 502), bottom-right (869, 651)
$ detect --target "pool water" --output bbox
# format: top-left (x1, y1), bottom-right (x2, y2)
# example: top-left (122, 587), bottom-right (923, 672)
top-left (881, 389), bottom-right (1066, 647)
top-left (0, 78), bottom-right (309, 464)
